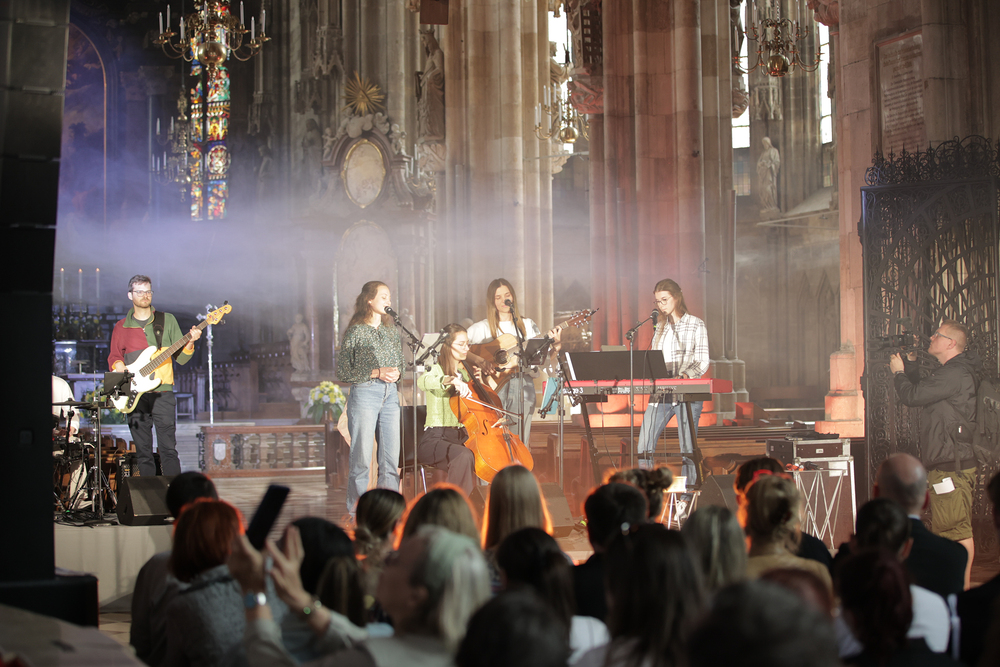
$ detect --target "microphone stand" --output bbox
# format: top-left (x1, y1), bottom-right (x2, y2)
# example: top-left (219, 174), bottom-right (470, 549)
top-left (624, 311), bottom-right (656, 469)
top-left (508, 306), bottom-right (528, 444)
top-left (389, 311), bottom-right (424, 499)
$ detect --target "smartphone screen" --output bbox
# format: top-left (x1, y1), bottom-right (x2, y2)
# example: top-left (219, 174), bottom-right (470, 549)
top-left (245, 484), bottom-right (290, 550)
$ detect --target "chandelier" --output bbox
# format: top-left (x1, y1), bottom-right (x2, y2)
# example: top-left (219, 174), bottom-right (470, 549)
top-left (534, 85), bottom-right (589, 144)
top-left (737, 0), bottom-right (820, 77)
top-left (154, 1), bottom-right (269, 71)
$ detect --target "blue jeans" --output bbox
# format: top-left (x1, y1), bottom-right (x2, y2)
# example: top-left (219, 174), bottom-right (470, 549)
top-left (346, 380), bottom-right (401, 513)
top-left (497, 373), bottom-right (536, 446)
top-left (636, 400), bottom-right (703, 485)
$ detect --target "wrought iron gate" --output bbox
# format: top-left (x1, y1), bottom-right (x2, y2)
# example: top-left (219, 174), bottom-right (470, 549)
top-left (860, 136), bottom-right (1000, 553)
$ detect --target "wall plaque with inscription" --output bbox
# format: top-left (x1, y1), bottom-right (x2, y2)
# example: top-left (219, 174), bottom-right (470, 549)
top-left (877, 32), bottom-right (925, 154)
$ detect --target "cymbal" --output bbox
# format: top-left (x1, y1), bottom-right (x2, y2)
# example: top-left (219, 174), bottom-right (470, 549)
top-left (52, 400), bottom-right (102, 410)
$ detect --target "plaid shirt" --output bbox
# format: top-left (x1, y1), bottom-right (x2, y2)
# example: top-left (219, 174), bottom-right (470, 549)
top-left (650, 312), bottom-right (710, 381)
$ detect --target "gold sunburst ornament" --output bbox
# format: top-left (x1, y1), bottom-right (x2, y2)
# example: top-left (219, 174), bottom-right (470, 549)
top-left (344, 72), bottom-right (386, 116)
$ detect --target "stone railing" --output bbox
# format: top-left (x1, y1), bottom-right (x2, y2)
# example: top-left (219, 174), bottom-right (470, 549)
top-left (200, 422), bottom-right (347, 484)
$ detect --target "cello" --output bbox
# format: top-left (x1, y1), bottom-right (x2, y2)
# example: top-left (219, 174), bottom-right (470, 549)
top-left (450, 359), bottom-right (533, 482)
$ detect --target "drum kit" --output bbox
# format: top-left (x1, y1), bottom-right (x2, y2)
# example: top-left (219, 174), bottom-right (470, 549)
top-left (52, 398), bottom-right (117, 520)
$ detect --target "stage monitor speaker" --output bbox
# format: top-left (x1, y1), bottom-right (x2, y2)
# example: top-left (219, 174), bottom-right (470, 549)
top-left (117, 476), bottom-right (174, 526)
top-left (541, 483), bottom-right (575, 537)
top-left (697, 474), bottom-right (738, 512)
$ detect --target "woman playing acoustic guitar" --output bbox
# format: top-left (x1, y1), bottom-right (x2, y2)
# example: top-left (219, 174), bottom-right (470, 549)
top-left (466, 278), bottom-right (562, 448)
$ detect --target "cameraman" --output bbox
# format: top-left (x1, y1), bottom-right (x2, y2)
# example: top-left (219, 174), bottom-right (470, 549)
top-left (890, 319), bottom-right (981, 588)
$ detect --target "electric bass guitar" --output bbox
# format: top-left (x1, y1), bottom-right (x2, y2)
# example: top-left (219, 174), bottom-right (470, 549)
top-left (110, 303), bottom-right (232, 413)
top-left (472, 308), bottom-right (597, 391)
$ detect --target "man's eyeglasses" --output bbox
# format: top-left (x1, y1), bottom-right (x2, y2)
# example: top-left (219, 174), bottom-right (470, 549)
top-left (931, 330), bottom-right (954, 341)
top-left (131, 290), bottom-right (153, 297)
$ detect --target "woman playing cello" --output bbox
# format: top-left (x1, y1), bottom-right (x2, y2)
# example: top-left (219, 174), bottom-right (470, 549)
top-left (415, 323), bottom-right (478, 496)
top-left (466, 278), bottom-right (562, 448)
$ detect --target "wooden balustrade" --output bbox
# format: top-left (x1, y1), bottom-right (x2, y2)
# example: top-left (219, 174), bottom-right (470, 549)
top-left (200, 423), bottom-right (347, 483)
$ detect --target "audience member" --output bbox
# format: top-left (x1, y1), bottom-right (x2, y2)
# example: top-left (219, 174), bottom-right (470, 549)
top-left (957, 470), bottom-right (1000, 665)
top-left (497, 527), bottom-right (609, 663)
top-left (744, 473), bottom-right (833, 592)
top-left (735, 457), bottom-right (833, 569)
top-left (399, 484), bottom-right (480, 543)
top-left (481, 465), bottom-right (552, 590)
top-left (278, 518), bottom-right (366, 662)
top-left (838, 550), bottom-right (961, 666)
top-left (456, 590), bottom-right (570, 667)
top-left (837, 498), bottom-right (950, 656)
top-left (759, 568), bottom-right (834, 618)
top-left (131, 472), bottom-right (218, 667)
top-left (163, 499), bottom-right (250, 667)
top-left (857, 453), bottom-right (967, 598)
top-left (607, 467), bottom-right (673, 520)
top-left (576, 524), bottom-right (704, 667)
top-left (238, 525), bottom-right (490, 667)
top-left (353, 489), bottom-right (405, 622)
top-left (688, 580), bottom-right (840, 667)
top-left (572, 483), bottom-right (648, 622)
top-left (681, 505), bottom-right (747, 591)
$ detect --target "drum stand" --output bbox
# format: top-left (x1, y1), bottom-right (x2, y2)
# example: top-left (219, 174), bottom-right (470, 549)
top-left (64, 400), bottom-right (117, 522)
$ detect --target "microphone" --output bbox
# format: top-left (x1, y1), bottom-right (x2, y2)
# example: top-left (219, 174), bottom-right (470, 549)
top-left (651, 308), bottom-right (659, 327)
top-left (504, 299), bottom-right (514, 308)
top-left (384, 306), bottom-right (399, 319)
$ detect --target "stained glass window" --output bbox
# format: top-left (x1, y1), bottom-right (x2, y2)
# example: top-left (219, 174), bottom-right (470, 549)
top-left (188, 43), bottom-right (230, 219)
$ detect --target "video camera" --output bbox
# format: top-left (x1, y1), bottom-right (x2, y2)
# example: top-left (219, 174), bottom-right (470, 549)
top-left (870, 317), bottom-right (922, 353)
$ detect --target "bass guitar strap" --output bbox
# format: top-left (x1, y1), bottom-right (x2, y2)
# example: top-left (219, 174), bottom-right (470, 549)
top-left (152, 311), bottom-right (165, 350)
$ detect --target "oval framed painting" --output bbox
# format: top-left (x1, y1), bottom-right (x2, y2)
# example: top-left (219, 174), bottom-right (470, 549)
top-left (341, 139), bottom-right (386, 209)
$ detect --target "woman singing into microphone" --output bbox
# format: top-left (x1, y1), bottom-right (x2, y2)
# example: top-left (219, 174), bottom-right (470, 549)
top-left (416, 323), bottom-right (478, 495)
top-left (337, 281), bottom-right (405, 514)
top-left (636, 279), bottom-right (709, 485)
top-left (466, 278), bottom-right (561, 448)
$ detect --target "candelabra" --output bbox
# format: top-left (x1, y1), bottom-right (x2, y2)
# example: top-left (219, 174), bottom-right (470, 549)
top-left (737, 0), bottom-right (820, 77)
top-left (534, 85), bottom-right (589, 144)
top-left (153, 1), bottom-right (269, 71)
top-left (152, 89), bottom-right (194, 200)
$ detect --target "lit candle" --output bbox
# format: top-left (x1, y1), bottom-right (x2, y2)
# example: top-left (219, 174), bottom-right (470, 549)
top-left (170, 116), bottom-right (175, 133)
top-left (60, 268), bottom-right (65, 301)
top-left (78, 269), bottom-right (83, 302)
top-left (96, 268), bottom-right (100, 301)
top-left (181, 17), bottom-right (185, 40)
top-left (240, 2), bottom-right (244, 25)
top-left (261, 9), bottom-right (266, 34)
top-left (535, 103), bottom-right (540, 125)
top-left (167, 5), bottom-right (171, 28)
top-left (159, 11), bottom-right (163, 34)
top-left (156, 118), bottom-right (161, 135)
top-left (251, 16), bottom-right (255, 40)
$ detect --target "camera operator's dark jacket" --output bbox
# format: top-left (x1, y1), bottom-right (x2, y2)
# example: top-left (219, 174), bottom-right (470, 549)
top-left (894, 351), bottom-right (982, 469)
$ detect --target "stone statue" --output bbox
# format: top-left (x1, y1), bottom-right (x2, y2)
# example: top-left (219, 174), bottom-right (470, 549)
top-left (757, 136), bottom-right (780, 214)
top-left (322, 126), bottom-right (336, 162)
top-left (417, 30), bottom-right (445, 141)
top-left (550, 41), bottom-right (569, 88)
top-left (287, 313), bottom-right (310, 372)
top-left (301, 118), bottom-right (323, 195)
top-left (257, 144), bottom-right (274, 203)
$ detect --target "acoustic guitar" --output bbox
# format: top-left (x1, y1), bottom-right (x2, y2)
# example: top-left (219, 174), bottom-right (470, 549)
top-left (472, 309), bottom-right (597, 390)
top-left (110, 303), bottom-right (231, 413)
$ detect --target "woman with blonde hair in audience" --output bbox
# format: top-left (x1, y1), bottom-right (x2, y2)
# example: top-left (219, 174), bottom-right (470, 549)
top-left (233, 525), bottom-right (491, 667)
top-left (744, 473), bottom-right (833, 592)
top-left (681, 505), bottom-right (747, 591)
top-left (399, 484), bottom-right (481, 543)
top-left (481, 464), bottom-right (552, 590)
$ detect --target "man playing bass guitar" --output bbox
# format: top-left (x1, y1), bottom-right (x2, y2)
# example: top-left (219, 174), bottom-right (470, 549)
top-left (108, 275), bottom-right (201, 477)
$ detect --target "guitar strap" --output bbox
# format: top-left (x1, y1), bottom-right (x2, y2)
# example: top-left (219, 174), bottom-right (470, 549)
top-left (152, 311), bottom-right (165, 350)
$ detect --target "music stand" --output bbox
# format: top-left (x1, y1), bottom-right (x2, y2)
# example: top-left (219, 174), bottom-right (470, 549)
top-left (520, 337), bottom-right (552, 368)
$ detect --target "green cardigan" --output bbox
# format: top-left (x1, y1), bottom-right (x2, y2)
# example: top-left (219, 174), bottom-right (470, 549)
top-left (417, 363), bottom-right (472, 429)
